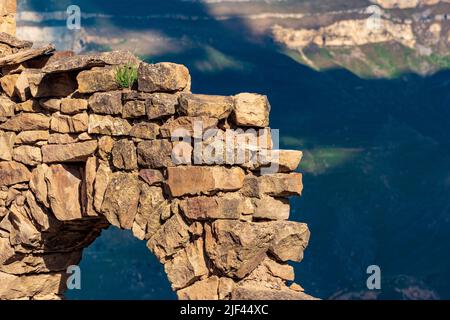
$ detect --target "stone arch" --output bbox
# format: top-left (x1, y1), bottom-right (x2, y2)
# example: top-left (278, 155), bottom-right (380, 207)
top-left (0, 30), bottom-right (315, 300)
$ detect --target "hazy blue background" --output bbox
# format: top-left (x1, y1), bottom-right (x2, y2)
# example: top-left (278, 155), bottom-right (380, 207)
top-left (17, 0), bottom-right (450, 300)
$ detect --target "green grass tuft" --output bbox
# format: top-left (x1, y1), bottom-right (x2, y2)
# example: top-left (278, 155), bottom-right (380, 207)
top-left (115, 63), bottom-right (138, 89)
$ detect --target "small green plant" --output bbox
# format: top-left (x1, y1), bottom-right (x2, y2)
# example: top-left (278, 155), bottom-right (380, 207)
top-left (115, 63), bottom-right (138, 89)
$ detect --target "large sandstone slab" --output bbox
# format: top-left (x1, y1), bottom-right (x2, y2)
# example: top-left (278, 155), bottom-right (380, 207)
top-left (0, 161), bottom-right (31, 186)
top-left (77, 67), bottom-right (119, 93)
top-left (0, 113), bottom-right (50, 131)
top-left (132, 184), bottom-right (168, 240)
top-left (242, 173), bottom-right (303, 197)
top-left (41, 140), bottom-right (98, 163)
top-left (13, 145), bottom-right (42, 166)
top-left (45, 164), bottom-right (83, 221)
top-left (179, 94), bottom-right (233, 119)
top-left (268, 221), bottom-right (310, 262)
top-left (167, 166), bottom-right (245, 197)
top-left (165, 239), bottom-right (209, 290)
top-left (205, 220), bottom-right (275, 279)
top-left (180, 194), bottom-right (253, 221)
top-left (147, 214), bottom-right (190, 261)
top-left (101, 172), bottom-right (140, 229)
top-left (43, 51), bottom-right (140, 73)
top-left (138, 62), bottom-right (190, 93)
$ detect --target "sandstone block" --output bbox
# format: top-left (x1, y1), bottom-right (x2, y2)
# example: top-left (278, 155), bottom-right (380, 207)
top-left (160, 116), bottom-right (217, 138)
top-left (112, 139), bottom-right (138, 170)
top-left (42, 140), bottom-right (97, 163)
top-left (233, 93), bottom-right (270, 128)
top-left (39, 98), bottom-right (61, 112)
top-left (205, 220), bottom-right (275, 279)
top-left (165, 239), bottom-right (209, 290)
top-left (139, 169), bottom-right (164, 186)
top-left (101, 172), bottom-right (140, 229)
top-left (93, 162), bottom-right (111, 212)
top-left (123, 100), bottom-right (146, 118)
top-left (146, 92), bottom-right (178, 119)
top-left (13, 145), bottom-right (42, 166)
top-left (88, 91), bottom-right (122, 115)
top-left (137, 140), bottom-right (173, 169)
top-left (0, 95), bottom-right (15, 117)
top-left (77, 67), bottom-right (119, 93)
top-left (15, 130), bottom-right (49, 144)
top-left (130, 122), bottom-right (159, 140)
top-left (253, 196), bottom-right (290, 220)
top-left (60, 98), bottom-right (88, 115)
top-left (88, 114), bottom-right (131, 136)
top-left (43, 51), bottom-right (140, 73)
top-left (0, 113), bottom-right (50, 131)
top-left (138, 62), bottom-right (190, 93)
top-left (179, 94), bottom-right (234, 119)
top-left (177, 276), bottom-right (220, 300)
top-left (180, 194), bottom-right (253, 221)
top-left (50, 112), bottom-right (88, 133)
top-left (0, 161), bottom-right (31, 186)
top-left (132, 184), bottom-right (168, 240)
top-left (45, 164), bottom-right (83, 221)
top-left (29, 164), bottom-right (50, 207)
top-left (0, 74), bottom-right (19, 97)
top-left (147, 214), bottom-right (190, 261)
top-left (167, 166), bottom-right (245, 197)
top-left (0, 130), bottom-right (15, 160)
top-left (268, 221), bottom-right (310, 262)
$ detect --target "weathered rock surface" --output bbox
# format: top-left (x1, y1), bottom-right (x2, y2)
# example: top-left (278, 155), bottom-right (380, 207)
top-left (167, 166), bottom-right (245, 197)
top-left (0, 161), bottom-right (30, 186)
top-left (101, 172), bottom-right (140, 229)
top-left (138, 62), bottom-right (190, 93)
top-left (233, 93), bottom-right (270, 128)
top-left (88, 114), bottom-right (131, 136)
top-left (41, 140), bottom-right (97, 163)
top-left (46, 164), bottom-right (83, 221)
top-left (88, 91), bottom-right (122, 115)
top-left (179, 94), bottom-right (234, 119)
top-left (43, 51), bottom-right (140, 73)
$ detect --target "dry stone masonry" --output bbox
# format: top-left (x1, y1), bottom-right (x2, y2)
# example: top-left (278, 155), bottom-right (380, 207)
top-left (0, 31), bottom-right (315, 300)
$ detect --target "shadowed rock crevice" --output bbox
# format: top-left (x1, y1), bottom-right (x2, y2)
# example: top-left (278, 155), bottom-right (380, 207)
top-left (0, 15), bottom-right (314, 299)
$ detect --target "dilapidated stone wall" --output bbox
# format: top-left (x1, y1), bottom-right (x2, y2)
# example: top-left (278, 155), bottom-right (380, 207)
top-left (0, 30), bottom-right (314, 300)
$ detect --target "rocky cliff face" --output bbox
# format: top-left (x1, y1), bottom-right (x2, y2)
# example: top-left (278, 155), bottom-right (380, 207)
top-left (0, 25), bottom-right (314, 300)
top-left (271, 1), bottom-right (450, 77)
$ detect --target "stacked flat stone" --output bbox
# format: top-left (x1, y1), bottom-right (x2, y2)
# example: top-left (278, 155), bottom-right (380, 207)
top-left (0, 33), bottom-right (315, 300)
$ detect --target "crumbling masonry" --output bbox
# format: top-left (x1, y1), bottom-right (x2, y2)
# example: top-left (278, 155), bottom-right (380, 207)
top-left (0, 0), bottom-right (315, 300)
